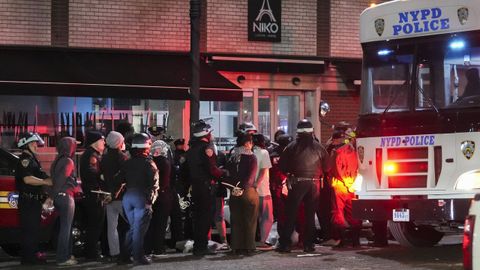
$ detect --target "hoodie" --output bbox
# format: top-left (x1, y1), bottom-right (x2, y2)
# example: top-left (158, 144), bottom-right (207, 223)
top-left (50, 137), bottom-right (78, 196)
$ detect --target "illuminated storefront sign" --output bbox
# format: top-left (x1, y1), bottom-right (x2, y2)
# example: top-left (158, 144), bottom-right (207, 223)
top-left (248, 0), bottom-right (281, 42)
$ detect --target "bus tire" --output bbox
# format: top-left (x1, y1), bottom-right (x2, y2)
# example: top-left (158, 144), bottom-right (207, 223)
top-left (0, 244), bottom-right (20, 257)
top-left (388, 221), bottom-right (444, 247)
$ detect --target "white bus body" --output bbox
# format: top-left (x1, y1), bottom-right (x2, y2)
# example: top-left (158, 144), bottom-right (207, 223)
top-left (353, 0), bottom-right (480, 247)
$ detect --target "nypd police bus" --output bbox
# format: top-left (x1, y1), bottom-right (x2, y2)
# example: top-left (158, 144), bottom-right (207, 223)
top-left (352, 0), bottom-right (480, 247)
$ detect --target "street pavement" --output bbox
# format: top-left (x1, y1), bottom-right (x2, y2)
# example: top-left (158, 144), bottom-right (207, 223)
top-left (0, 235), bottom-right (463, 270)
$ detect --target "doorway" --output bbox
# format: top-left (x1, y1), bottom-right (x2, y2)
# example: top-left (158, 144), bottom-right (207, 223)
top-left (258, 90), bottom-right (305, 139)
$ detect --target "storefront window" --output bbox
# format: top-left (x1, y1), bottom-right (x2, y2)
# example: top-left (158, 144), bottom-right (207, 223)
top-left (199, 92), bottom-right (251, 152)
top-left (0, 95), bottom-right (185, 149)
top-left (258, 96), bottom-right (271, 139)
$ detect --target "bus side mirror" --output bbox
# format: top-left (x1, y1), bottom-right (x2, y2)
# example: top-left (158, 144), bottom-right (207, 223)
top-left (319, 100), bottom-right (330, 118)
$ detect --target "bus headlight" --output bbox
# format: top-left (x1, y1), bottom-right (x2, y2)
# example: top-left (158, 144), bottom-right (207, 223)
top-left (455, 170), bottom-right (480, 190)
top-left (352, 174), bottom-right (364, 192)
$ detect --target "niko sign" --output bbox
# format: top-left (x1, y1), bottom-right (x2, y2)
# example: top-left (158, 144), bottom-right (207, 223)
top-left (248, 0), bottom-right (281, 42)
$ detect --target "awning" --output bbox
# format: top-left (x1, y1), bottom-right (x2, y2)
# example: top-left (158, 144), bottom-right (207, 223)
top-left (206, 54), bottom-right (325, 74)
top-left (0, 46), bottom-right (242, 101)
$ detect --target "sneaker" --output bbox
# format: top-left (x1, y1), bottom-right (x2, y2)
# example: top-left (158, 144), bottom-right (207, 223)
top-left (133, 256), bottom-right (151, 265)
top-left (57, 258), bottom-right (78, 266)
top-left (216, 243), bottom-right (230, 251)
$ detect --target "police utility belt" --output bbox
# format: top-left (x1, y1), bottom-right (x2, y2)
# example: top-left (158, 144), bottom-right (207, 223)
top-left (287, 175), bottom-right (320, 185)
top-left (20, 192), bottom-right (47, 201)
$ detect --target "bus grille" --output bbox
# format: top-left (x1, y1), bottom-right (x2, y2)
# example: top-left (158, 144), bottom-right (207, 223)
top-left (387, 147), bottom-right (428, 188)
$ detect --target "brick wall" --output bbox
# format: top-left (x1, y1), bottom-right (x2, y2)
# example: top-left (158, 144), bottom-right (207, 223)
top-left (69, 0), bottom-right (190, 51)
top-left (330, 0), bottom-right (389, 58)
top-left (320, 89), bottom-right (360, 143)
top-left (206, 0), bottom-right (317, 56)
top-left (0, 0), bottom-right (51, 45)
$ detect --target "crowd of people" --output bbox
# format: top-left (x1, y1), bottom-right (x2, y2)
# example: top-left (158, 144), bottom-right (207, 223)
top-left (13, 118), bottom-right (384, 266)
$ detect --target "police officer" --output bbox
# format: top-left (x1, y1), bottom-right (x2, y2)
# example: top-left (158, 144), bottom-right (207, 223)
top-left (277, 119), bottom-right (328, 253)
top-left (269, 134), bottom-right (293, 239)
top-left (15, 132), bottom-right (52, 265)
top-left (173, 138), bottom-right (193, 240)
top-left (186, 120), bottom-right (226, 256)
top-left (118, 133), bottom-right (159, 265)
top-left (80, 130), bottom-right (106, 260)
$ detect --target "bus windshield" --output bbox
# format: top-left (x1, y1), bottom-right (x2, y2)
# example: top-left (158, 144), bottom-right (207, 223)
top-left (360, 32), bottom-right (480, 114)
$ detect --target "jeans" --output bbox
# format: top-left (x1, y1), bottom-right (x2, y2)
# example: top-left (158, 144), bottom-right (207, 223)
top-left (106, 200), bottom-right (126, 256)
top-left (54, 194), bottom-right (75, 263)
top-left (123, 190), bottom-right (151, 261)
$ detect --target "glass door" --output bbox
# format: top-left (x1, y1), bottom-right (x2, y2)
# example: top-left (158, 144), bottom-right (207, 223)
top-left (258, 90), bottom-right (304, 138)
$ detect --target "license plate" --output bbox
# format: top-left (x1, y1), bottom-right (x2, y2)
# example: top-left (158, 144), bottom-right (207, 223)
top-left (392, 208), bottom-right (410, 222)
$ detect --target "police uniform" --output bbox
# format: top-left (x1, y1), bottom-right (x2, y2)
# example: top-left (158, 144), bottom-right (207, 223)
top-left (15, 150), bottom-right (49, 264)
top-left (269, 135), bottom-right (292, 238)
top-left (278, 120), bottom-right (328, 252)
top-left (173, 146), bottom-right (193, 240)
top-left (119, 133), bottom-right (158, 265)
top-left (186, 120), bottom-right (225, 256)
top-left (80, 132), bottom-right (106, 259)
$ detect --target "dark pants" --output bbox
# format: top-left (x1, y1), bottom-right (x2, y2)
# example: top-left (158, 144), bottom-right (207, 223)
top-left (145, 189), bottom-right (173, 254)
top-left (279, 181), bottom-right (319, 249)
top-left (54, 194), bottom-right (75, 263)
top-left (229, 188), bottom-right (259, 251)
top-left (82, 196), bottom-right (106, 258)
top-left (191, 182), bottom-right (215, 253)
top-left (18, 196), bottom-right (42, 263)
top-left (123, 190), bottom-right (152, 261)
top-left (272, 186), bottom-right (287, 237)
top-left (169, 189), bottom-right (184, 246)
top-left (316, 180), bottom-right (333, 240)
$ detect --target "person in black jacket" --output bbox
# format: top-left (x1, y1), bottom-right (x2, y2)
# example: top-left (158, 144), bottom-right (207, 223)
top-left (269, 134), bottom-right (293, 241)
top-left (186, 120), bottom-right (227, 256)
top-left (101, 131), bottom-right (129, 260)
top-left (14, 132), bottom-right (52, 265)
top-left (80, 130), bottom-right (106, 260)
top-left (277, 119), bottom-right (328, 253)
top-left (117, 133), bottom-right (159, 265)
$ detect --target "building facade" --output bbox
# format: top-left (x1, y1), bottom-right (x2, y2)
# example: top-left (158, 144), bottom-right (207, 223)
top-left (0, 0), bottom-right (387, 149)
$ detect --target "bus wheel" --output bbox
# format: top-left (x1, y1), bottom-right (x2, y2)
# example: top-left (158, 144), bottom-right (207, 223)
top-left (0, 244), bottom-right (20, 257)
top-left (388, 221), bottom-right (444, 247)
